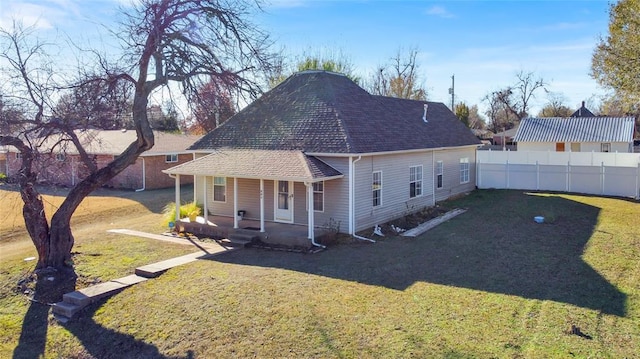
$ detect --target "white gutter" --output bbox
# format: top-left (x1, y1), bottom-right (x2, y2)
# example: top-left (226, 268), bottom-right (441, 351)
top-left (135, 157), bottom-right (146, 192)
top-left (307, 144), bottom-right (480, 158)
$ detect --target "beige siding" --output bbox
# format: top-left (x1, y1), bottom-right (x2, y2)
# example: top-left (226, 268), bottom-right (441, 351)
top-left (314, 157), bottom-right (350, 231)
top-left (434, 147), bottom-right (477, 202)
top-left (354, 152), bottom-right (435, 232)
top-left (204, 177), bottom-right (275, 221)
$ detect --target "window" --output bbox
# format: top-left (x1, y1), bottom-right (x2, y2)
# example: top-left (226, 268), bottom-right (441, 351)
top-left (55, 153), bottom-right (65, 162)
top-left (16, 152), bottom-right (22, 159)
top-left (372, 171), bottom-right (382, 207)
top-left (570, 143), bottom-right (581, 152)
top-left (409, 165), bottom-right (423, 198)
top-left (165, 154), bottom-right (178, 163)
top-left (601, 143), bottom-right (611, 153)
top-left (460, 158), bottom-right (470, 184)
top-left (312, 182), bottom-right (324, 212)
top-left (436, 161), bottom-right (443, 189)
top-left (213, 177), bottom-right (226, 202)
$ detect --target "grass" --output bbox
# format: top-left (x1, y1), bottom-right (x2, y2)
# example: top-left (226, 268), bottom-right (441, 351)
top-left (1, 188), bottom-right (639, 358)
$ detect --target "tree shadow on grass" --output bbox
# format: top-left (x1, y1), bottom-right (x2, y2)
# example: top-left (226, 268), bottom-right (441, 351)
top-left (213, 191), bottom-right (627, 317)
top-left (12, 301), bottom-right (49, 359)
top-left (61, 296), bottom-right (194, 359)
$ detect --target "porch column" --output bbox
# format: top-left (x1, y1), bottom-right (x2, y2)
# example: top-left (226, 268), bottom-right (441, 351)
top-left (260, 179), bottom-right (265, 232)
top-left (306, 182), bottom-right (314, 239)
top-left (203, 176), bottom-right (208, 224)
top-left (233, 177), bottom-right (238, 229)
top-left (174, 174), bottom-right (181, 223)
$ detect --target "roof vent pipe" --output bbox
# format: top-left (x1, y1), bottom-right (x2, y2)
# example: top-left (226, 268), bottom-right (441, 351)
top-left (423, 104), bottom-right (428, 123)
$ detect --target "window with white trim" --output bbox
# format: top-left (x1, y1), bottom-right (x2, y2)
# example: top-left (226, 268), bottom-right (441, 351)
top-left (372, 171), bottom-right (382, 207)
top-left (16, 152), bottom-right (22, 159)
top-left (313, 181), bottom-right (324, 212)
top-left (601, 143), bottom-right (611, 153)
top-left (213, 177), bottom-right (226, 202)
top-left (165, 154), bottom-right (178, 163)
top-left (55, 153), bottom-right (65, 162)
top-left (460, 158), bottom-right (470, 184)
top-left (436, 161), bottom-right (443, 189)
top-left (409, 165), bottom-right (423, 198)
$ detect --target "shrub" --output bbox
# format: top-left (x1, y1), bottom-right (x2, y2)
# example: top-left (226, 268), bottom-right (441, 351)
top-left (161, 201), bottom-right (203, 227)
top-left (0, 173), bottom-right (6, 183)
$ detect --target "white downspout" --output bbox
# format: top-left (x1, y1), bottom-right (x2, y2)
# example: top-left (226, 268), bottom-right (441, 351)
top-left (203, 176), bottom-right (208, 224)
top-left (260, 179), bottom-right (265, 232)
top-left (349, 155), bottom-right (375, 243)
top-left (135, 157), bottom-right (146, 192)
top-left (306, 181), bottom-right (325, 248)
top-left (233, 177), bottom-right (239, 229)
top-left (174, 174), bottom-right (181, 223)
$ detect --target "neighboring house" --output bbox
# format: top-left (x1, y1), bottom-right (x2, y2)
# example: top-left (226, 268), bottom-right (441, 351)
top-left (513, 116), bottom-right (636, 153)
top-left (164, 71), bottom-right (480, 243)
top-left (492, 126), bottom-right (518, 148)
top-left (0, 145), bottom-right (7, 176)
top-left (6, 130), bottom-right (202, 190)
top-left (570, 101), bottom-right (596, 118)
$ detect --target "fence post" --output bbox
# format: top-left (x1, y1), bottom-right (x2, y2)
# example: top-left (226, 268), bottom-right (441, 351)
top-left (636, 163), bottom-right (640, 200)
top-left (506, 160), bottom-right (510, 189)
top-left (566, 161), bottom-right (570, 192)
top-left (601, 162), bottom-right (605, 195)
top-left (536, 161), bottom-right (539, 190)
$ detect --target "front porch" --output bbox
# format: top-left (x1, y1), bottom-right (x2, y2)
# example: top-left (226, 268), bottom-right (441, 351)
top-left (175, 215), bottom-right (333, 249)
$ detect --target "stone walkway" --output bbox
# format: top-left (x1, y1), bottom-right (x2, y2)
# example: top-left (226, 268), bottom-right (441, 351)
top-left (401, 208), bottom-right (467, 237)
top-left (52, 230), bottom-right (238, 322)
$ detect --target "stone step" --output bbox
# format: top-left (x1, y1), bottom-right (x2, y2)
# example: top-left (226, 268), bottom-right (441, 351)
top-left (135, 252), bottom-right (205, 278)
top-left (52, 301), bottom-right (81, 318)
top-left (63, 275), bottom-right (149, 306)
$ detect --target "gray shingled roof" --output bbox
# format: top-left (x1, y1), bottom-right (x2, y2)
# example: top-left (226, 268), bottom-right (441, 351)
top-left (513, 117), bottom-right (635, 143)
top-left (189, 71), bottom-right (480, 154)
top-left (570, 103), bottom-right (596, 117)
top-left (163, 149), bottom-right (343, 181)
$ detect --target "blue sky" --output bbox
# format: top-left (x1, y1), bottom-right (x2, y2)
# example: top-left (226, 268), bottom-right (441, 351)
top-left (0, 0), bottom-right (612, 116)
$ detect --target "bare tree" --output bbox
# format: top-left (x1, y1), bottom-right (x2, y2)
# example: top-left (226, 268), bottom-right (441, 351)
top-left (190, 76), bottom-right (236, 134)
top-left (537, 92), bottom-right (573, 117)
top-left (368, 47), bottom-right (427, 100)
top-left (0, 0), bottom-right (273, 302)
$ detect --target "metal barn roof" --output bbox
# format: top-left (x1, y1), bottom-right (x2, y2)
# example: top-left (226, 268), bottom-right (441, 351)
top-left (513, 117), bottom-right (635, 143)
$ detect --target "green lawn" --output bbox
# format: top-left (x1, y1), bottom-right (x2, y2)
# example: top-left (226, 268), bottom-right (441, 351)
top-left (1, 188), bottom-right (639, 358)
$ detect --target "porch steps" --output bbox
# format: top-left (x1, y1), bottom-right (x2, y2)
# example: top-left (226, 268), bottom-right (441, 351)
top-left (226, 232), bottom-right (259, 247)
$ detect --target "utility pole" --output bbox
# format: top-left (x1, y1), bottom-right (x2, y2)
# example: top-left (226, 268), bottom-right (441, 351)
top-left (448, 74), bottom-right (455, 110)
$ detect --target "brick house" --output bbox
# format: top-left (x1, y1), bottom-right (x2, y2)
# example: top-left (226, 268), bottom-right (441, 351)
top-left (6, 130), bottom-right (202, 190)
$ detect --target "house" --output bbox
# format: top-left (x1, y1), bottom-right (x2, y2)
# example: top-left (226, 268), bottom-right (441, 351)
top-left (5, 129), bottom-right (202, 190)
top-left (164, 71), bottom-right (481, 246)
top-left (570, 101), bottom-right (596, 118)
top-left (492, 126), bottom-right (518, 148)
top-left (513, 116), bottom-right (636, 153)
top-left (0, 145), bottom-right (7, 176)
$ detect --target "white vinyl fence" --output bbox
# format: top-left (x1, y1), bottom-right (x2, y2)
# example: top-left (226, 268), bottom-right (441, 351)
top-left (477, 150), bottom-right (640, 199)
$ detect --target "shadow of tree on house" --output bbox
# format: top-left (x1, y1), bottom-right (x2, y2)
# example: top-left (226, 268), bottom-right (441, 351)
top-left (213, 191), bottom-right (627, 317)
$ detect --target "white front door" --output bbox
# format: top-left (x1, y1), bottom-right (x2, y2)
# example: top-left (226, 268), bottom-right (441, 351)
top-left (274, 180), bottom-right (294, 223)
